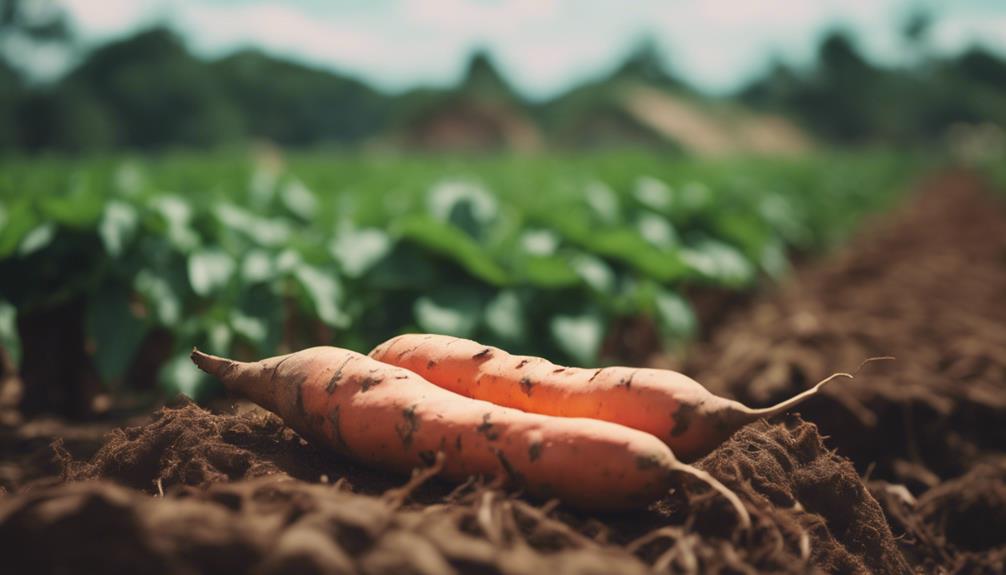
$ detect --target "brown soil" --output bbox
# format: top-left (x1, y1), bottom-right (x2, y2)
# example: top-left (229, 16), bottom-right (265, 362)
top-left (676, 171), bottom-right (1006, 572)
top-left (1, 171), bottom-right (1004, 574)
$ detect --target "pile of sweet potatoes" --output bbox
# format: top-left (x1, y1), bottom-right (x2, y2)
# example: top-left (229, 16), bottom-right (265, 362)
top-left (193, 334), bottom-right (873, 526)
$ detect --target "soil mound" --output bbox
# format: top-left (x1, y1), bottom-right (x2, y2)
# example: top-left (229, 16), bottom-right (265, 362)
top-left (679, 172), bottom-right (1006, 569)
top-left (1, 399), bottom-right (909, 574)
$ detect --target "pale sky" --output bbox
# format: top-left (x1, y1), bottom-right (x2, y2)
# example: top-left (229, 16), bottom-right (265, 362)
top-left (53, 0), bottom-right (1006, 98)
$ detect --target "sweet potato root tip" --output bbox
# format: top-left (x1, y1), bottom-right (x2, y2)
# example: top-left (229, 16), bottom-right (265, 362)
top-left (745, 356), bottom-right (897, 419)
top-left (190, 348), bottom-right (230, 377)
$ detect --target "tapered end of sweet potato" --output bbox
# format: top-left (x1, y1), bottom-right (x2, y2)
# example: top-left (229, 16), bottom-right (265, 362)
top-left (190, 348), bottom-right (237, 379)
top-left (190, 348), bottom-right (281, 411)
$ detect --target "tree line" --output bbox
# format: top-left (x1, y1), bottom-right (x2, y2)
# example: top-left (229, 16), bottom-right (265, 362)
top-left (1, 4), bottom-right (1004, 152)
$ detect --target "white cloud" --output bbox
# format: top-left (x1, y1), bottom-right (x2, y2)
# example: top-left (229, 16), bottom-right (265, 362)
top-left (61, 0), bottom-right (164, 37)
top-left (401, 0), bottom-right (559, 33)
top-left (931, 14), bottom-right (1006, 53)
top-left (172, 2), bottom-right (467, 90)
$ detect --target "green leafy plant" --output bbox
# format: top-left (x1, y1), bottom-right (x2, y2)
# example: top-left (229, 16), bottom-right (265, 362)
top-left (0, 151), bottom-right (916, 399)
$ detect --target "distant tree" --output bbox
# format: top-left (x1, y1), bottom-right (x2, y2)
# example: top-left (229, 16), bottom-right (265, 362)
top-left (954, 47), bottom-right (1006, 88)
top-left (738, 59), bottom-right (801, 109)
top-left (212, 49), bottom-right (388, 146)
top-left (923, 47), bottom-right (1006, 131)
top-left (63, 27), bottom-right (244, 149)
top-left (0, 0), bottom-right (71, 66)
top-left (612, 38), bottom-right (683, 90)
top-left (0, 0), bottom-right (73, 150)
top-left (791, 30), bottom-right (885, 143)
top-left (0, 58), bottom-right (19, 148)
top-left (456, 49), bottom-right (525, 102)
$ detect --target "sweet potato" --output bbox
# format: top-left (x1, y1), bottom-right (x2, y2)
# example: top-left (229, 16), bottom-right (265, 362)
top-left (191, 346), bottom-right (748, 524)
top-left (371, 334), bottom-right (872, 461)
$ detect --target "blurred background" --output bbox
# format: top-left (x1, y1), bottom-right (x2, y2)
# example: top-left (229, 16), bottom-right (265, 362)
top-left (0, 0), bottom-right (1004, 418)
top-left (3, 0), bottom-right (1006, 153)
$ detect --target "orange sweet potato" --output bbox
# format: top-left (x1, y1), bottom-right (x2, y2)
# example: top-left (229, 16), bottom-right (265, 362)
top-left (371, 334), bottom-right (868, 461)
top-left (192, 346), bottom-right (748, 525)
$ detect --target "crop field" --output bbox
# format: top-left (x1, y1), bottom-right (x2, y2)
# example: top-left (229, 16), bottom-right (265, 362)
top-left (2, 152), bottom-right (1006, 574)
top-left (0, 151), bottom-right (913, 397)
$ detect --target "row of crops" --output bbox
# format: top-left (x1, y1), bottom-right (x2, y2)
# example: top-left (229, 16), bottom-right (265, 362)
top-left (0, 151), bottom-right (915, 397)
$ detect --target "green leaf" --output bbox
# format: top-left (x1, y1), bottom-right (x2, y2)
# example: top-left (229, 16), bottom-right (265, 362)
top-left (0, 202), bottom-right (35, 258)
top-left (518, 255), bottom-right (581, 288)
top-left (654, 290), bottom-right (697, 339)
top-left (633, 176), bottom-right (674, 212)
top-left (396, 215), bottom-right (509, 286)
top-left (241, 250), bottom-right (274, 283)
top-left (188, 249), bottom-right (236, 296)
top-left (134, 270), bottom-right (181, 326)
top-left (427, 179), bottom-right (497, 232)
top-left (207, 322), bottom-right (232, 355)
top-left (760, 239), bottom-right (789, 279)
top-left (680, 181), bottom-right (713, 212)
top-left (41, 194), bottom-right (103, 228)
top-left (18, 223), bottom-right (56, 256)
top-left (234, 285), bottom-right (283, 354)
top-left (294, 264), bottom-right (348, 328)
top-left (681, 240), bottom-right (755, 286)
top-left (636, 214), bottom-right (678, 248)
top-left (570, 254), bottom-right (615, 294)
top-left (759, 194), bottom-right (807, 244)
top-left (152, 196), bottom-right (199, 251)
top-left (519, 229), bottom-right (560, 256)
top-left (215, 203), bottom-right (291, 247)
top-left (86, 285), bottom-right (147, 382)
top-left (99, 201), bottom-right (139, 258)
top-left (550, 308), bottom-right (604, 366)
top-left (0, 300), bottom-right (21, 367)
top-left (249, 166), bottom-right (278, 208)
top-left (114, 162), bottom-right (145, 196)
top-left (230, 310), bottom-right (268, 345)
top-left (275, 249), bottom-right (303, 273)
top-left (584, 181), bottom-right (620, 223)
top-left (281, 179), bottom-right (318, 220)
top-left (160, 352), bottom-right (207, 399)
top-left (330, 228), bottom-right (392, 278)
top-left (414, 287), bottom-right (484, 337)
top-left (365, 244), bottom-right (437, 290)
top-left (484, 290), bottom-right (525, 343)
top-left (588, 229), bottom-right (688, 281)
